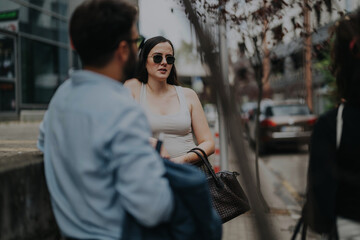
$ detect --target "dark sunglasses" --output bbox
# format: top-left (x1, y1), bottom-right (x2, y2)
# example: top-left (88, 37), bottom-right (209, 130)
top-left (152, 55), bottom-right (175, 64)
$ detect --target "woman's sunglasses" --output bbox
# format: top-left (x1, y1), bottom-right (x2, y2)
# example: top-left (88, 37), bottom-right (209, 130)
top-left (152, 55), bottom-right (175, 64)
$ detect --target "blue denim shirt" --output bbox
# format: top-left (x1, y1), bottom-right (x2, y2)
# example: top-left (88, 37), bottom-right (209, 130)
top-left (37, 70), bottom-right (173, 240)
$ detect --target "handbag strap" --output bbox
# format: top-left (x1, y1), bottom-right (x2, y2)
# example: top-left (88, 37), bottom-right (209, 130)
top-left (187, 148), bottom-right (224, 188)
top-left (155, 139), bottom-right (162, 153)
top-left (191, 147), bottom-right (207, 159)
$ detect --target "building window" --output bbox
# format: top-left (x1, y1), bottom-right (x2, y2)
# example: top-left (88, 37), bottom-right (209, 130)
top-left (0, 82), bottom-right (15, 111)
top-left (25, 0), bottom-right (68, 17)
top-left (19, 7), bottom-right (68, 44)
top-left (291, 52), bottom-right (303, 70)
top-left (271, 57), bottom-right (284, 74)
top-left (21, 38), bottom-right (68, 104)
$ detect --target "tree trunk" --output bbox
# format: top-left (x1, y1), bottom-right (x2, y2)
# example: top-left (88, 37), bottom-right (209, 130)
top-left (304, 0), bottom-right (313, 112)
top-left (262, 19), bottom-right (271, 99)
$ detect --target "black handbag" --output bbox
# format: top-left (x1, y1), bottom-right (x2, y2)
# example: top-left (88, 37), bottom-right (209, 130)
top-left (188, 147), bottom-right (251, 223)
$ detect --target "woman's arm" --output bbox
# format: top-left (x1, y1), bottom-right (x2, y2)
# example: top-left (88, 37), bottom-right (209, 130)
top-left (171, 88), bottom-right (215, 164)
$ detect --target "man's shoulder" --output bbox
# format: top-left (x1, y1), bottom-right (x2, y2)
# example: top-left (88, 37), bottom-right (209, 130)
top-left (313, 108), bottom-right (337, 135)
top-left (54, 77), bottom-right (142, 117)
top-left (316, 108), bottom-right (337, 125)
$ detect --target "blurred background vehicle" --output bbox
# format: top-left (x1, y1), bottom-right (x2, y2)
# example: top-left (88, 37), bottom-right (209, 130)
top-left (240, 101), bottom-right (257, 136)
top-left (247, 99), bottom-right (317, 154)
top-left (203, 103), bottom-right (218, 127)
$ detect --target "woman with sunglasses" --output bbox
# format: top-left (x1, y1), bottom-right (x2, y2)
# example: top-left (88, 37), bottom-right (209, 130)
top-left (124, 36), bottom-right (214, 164)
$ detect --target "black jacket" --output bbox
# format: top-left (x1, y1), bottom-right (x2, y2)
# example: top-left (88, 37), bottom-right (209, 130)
top-left (304, 103), bottom-right (360, 234)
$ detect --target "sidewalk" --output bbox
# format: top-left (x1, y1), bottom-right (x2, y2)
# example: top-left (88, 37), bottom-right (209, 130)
top-left (0, 121), bottom-right (41, 170)
top-left (0, 120), bottom-right (59, 240)
top-left (221, 144), bottom-right (303, 240)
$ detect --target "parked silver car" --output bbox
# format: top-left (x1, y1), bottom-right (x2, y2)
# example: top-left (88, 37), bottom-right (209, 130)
top-left (247, 100), bottom-right (317, 153)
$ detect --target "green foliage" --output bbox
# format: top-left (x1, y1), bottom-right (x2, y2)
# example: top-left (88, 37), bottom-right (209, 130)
top-left (314, 50), bottom-right (337, 111)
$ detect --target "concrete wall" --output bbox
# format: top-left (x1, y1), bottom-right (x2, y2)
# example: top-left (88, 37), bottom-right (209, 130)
top-left (0, 152), bottom-right (60, 240)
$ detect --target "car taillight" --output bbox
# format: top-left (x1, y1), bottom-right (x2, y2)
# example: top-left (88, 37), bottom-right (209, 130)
top-left (260, 119), bottom-right (277, 127)
top-left (307, 118), bottom-right (317, 126)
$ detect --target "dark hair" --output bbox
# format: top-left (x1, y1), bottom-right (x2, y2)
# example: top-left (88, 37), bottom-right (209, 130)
top-left (70, 0), bottom-right (137, 67)
top-left (330, 11), bottom-right (360, 106)
top-left (136, 36), bottom-right (179, 85)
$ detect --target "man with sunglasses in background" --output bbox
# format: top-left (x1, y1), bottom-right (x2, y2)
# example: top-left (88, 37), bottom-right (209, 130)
top-left (37, 0), bottom-right (173, 239)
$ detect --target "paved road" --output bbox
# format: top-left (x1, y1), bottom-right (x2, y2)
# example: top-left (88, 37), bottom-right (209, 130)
top-left (261, 145), bottom-right (309, 205)
top-left (221, 141), bottom-right (307, 240)
top-left (257, 145), bottom-right (360, 240)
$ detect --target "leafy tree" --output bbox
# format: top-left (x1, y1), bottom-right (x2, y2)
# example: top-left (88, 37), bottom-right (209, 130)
top-left (175, 2), bottom-right (346, 238)
top-left (314, 45), bottom-right (337, 111)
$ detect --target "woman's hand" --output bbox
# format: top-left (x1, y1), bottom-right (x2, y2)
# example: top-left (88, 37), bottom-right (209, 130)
top-left (149, 137), bottom-right (170, 159)
top-left (170, 156), bottom-right (186, 164)
top-left (170, 151), bottom-right (201, 164)
top-left (159, 147), bottom-right (170, 159)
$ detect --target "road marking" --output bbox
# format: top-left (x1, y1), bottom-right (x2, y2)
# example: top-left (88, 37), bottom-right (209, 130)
top-left (260, 158), bottom-right (303, 219)
top-left (261, 159), bottom-right (303, 206)
top-left (281, 179), bottom-right (303, 204)
top-left (0, 140), bottom-right (37, 144)
top-left (0, 148), bottom-right (38, 152)
top-left (269, 208), bottom-right (290, 215)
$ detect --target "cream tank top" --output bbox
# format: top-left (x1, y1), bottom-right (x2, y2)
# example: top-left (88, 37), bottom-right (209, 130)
top-left (140, 83), bottom-right (196, 158)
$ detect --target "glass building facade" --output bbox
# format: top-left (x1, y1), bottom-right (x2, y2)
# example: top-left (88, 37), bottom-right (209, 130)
top-left (0, 0), bottom-right (138, 119)
top-left (0, 0), bottom-right (81, 119)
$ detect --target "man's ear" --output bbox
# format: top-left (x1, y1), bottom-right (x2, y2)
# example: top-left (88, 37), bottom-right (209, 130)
top-left (115, 41), bottom-right (130, 64)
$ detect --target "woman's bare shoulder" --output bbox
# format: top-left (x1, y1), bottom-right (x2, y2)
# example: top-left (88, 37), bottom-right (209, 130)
top-left (123, 78), bottom-right (142, 89)
top-left (182, 87), bottom-right (199, 101)
top-left (123, 78), bottom-right (142, 100)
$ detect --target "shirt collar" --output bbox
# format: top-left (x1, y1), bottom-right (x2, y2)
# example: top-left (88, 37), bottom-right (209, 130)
top-left (70, 70), bottom-right (124, 90)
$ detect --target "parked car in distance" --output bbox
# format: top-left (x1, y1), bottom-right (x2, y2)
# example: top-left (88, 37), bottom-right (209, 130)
top-left (204, 103), bottom-right (218, 127)
top-left (240, 101), bottom-right (257, 133)
top-left (247, 99), bottom-right (317, 153)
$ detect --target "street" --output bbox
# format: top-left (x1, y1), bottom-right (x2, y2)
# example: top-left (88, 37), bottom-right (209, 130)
top-left (220, 138), bottom-right (311, 240)
top-left (261, 145), bottom-right (309, 206)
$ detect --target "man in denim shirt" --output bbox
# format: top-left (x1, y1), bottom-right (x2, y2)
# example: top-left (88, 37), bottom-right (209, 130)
top-left (37, 1), bottom-right (173, 239)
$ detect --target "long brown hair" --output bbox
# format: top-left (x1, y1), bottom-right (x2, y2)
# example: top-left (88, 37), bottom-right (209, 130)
top-left (330, 11), bottom-right (360, 106)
